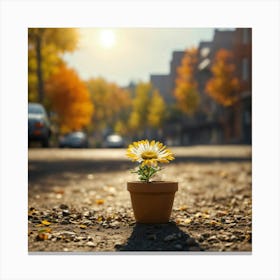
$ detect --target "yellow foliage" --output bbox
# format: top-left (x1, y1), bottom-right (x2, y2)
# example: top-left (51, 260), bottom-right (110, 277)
top-left (205, 49), bottom-right (240, 107)
top-left (114, 120), bottom-right (127, 135)
top-left (129, 111), bottom-right (141, 130)
top-left (128, 82), bottom-right (166, 133)
top-left (86, 78), bottom-right (131, 133)
top-left (147, 90), bottom-right (166, 128)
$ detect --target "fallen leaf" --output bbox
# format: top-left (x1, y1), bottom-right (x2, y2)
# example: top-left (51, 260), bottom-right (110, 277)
top-left (36, 233), bottom-right (50, 241)
top-left (216, 210), bottom-right (228, 217)
top-left (97, 216), bottom-right (104, 222)
top-left (35, 224), bottom-right (43, 227)
top-left (95, 199), bottom-right (105, 205)
top-left (184, 218), bottom-right (192, 224)
top-left (195, 212), bottom-right (202, 218)
top-left (195, 212), bottom-right (210, 219)
top-left (41, 220), bottom-right (51, 226)
top-left (179, 205), bottom-right (188, 211)
top-left (54, 189), bottom-right (64, 194)
top-left (79, 224), bottom-right (87, 229)
top-left (210, 220), bottom-right (221, 226)
top-left (38, 227), bottom-right (52, 233)
top-left (28, 208), bottom-right (37, 215)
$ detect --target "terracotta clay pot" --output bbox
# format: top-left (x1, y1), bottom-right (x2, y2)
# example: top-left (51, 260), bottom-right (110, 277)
top-left (127, 181), bottom-right (178, 223)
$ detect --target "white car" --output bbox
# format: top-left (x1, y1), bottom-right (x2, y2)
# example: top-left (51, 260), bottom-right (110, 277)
top-left (104, 134), bottom-right (125, 148)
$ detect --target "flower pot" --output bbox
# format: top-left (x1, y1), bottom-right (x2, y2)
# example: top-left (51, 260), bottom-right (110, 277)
top-left (127, 181), bottom-right (178, 223)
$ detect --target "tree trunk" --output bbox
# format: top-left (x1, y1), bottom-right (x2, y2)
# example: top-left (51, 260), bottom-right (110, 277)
top-left (35, 33), bottom-right (44, 103)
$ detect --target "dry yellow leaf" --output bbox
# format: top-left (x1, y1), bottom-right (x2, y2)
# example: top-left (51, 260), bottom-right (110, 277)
top-left (41, 220), bottom-right (51, 226)
top-left (79, 224), bottom-right (87, 229)
top-left (184, 218), bottom-right (192, 224)
top-left (195, 212), bottom-right (202, 218)
top-left (216, 210), bottom-right (228, 217)
top-left (195, 212), bottom-right (210, 219)
top-left (95, 199), bottom-right (105, 205)
top-left (54, 189), bottom-right (64, 194)
top-left (39, 227), bottom-right (52, 233)
top-left (210, 220), bottom-right (221, 226)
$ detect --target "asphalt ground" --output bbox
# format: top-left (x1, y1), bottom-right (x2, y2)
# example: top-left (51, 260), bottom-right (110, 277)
top-left (28, 146), bottom-right (252, 252)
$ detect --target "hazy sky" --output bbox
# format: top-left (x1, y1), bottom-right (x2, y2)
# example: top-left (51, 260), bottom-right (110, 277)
top-left (63, 28), bottom-right (215, 87)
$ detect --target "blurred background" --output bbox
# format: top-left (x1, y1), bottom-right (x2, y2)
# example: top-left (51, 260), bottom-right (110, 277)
top-left (28, 28), bottom-right (252, 148)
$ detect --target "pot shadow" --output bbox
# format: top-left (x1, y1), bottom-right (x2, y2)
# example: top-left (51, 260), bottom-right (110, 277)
top-left (115, 221), bottom-right (203, 252)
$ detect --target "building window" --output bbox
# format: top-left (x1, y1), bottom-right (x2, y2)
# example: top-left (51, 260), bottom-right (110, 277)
top-left (242, 58), bottom-right (249, 81)
top-left (242, 29), bottom-right (249, 44)
top-left (200, 47), bottom-right (210, 58)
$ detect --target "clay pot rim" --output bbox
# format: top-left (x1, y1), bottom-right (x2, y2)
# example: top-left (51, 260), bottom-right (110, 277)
top-left (127, 181), bottom-right (178, 193)
top-left (127, 180), bottom-right (178, 184)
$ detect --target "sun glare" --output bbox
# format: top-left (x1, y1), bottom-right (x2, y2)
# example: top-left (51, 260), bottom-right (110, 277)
top-left (99, 30), bottom-right (116, 49)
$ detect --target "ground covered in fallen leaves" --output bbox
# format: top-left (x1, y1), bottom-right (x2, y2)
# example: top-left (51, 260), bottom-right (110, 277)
top-left (28, 146), bottom-right (252, 253)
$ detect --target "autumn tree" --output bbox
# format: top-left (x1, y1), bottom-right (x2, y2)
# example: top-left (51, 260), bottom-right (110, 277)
top-left (129, 82), bottom-right (166, 137)
top-left (147, 90), bottom-right (166, 128)
top-left (174, 48), bottom-right (200, 115)
top-left (45, 64), bottom-right (94, 133)
top-left (205, 48), bottom-right (240, 107)
top-left (129, 82), bottom-right (151, 132)
top-left (28, 28), bottom-right (79, 103)
top-left (86, 78), bottom-right (131, 135)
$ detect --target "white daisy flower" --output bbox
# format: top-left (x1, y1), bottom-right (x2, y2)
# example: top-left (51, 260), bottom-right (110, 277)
top-left (126, 139), bottom-right (174, 167)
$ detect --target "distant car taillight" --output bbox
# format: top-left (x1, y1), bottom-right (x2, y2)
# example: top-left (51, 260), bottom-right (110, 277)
top-left (34, 130), bottom-right (42, 135)
top-left (35, 121), bottom-right (44, 128)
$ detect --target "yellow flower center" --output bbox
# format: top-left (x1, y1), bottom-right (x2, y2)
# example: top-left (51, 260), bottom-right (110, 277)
top-left (141, 151), bottom-right (158, 160)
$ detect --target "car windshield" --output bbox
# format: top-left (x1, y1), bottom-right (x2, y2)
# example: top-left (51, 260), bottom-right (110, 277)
top-left (28, 104), bottom-right (44, 115)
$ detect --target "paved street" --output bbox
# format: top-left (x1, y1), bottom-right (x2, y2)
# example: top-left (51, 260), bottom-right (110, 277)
top-left (28, 146), bottom-right (252, 252)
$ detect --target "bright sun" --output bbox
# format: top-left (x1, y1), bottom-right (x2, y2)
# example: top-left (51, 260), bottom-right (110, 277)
top-left (99, 30), bottom-right (116, 49)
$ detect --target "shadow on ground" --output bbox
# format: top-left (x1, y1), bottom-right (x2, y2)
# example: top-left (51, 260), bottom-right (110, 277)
top-left (29, 156), bottom-right (251, 183)
top-left (28, 159), bottom-right (133, 183)
top-left (115, 222), bottom-right (203, 251)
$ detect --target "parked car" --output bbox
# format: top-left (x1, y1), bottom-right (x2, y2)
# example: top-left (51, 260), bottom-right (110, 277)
top-left (59, 131), bottom-right (89, 148)
top-left (104, 134), bottom-right (125, 148)
top-left (28, 102), bottom-right (51, 147)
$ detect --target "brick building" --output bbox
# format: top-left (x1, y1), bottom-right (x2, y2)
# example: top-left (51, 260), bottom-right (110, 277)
top-left (150, 28), bottom-right (252, 145)
top-left (232, 28), bottom-right (252, 144)
top-left (150, 51), bottom-right (185, 104)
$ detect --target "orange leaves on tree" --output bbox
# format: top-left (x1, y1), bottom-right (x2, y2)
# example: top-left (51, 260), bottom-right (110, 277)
top-left (205, 49), bottom-right (240, 107)
top-left (46, 64), bottom-right (94, 133)
top-left (174, 48), bottom-right (200, 115)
